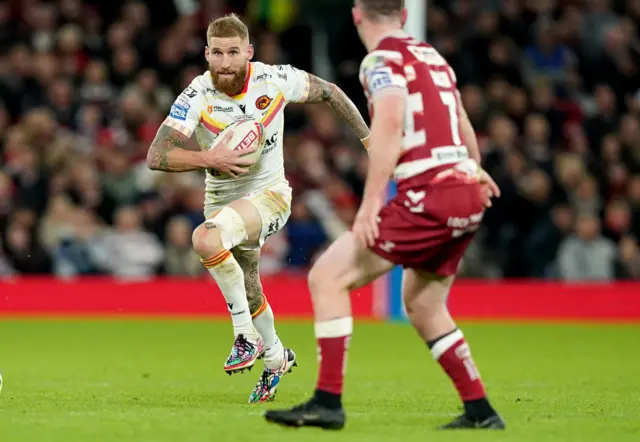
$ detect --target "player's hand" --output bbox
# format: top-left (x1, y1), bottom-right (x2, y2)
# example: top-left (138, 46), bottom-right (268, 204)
top-left (203, 131), bottom-right (258, 178)
top-left (352, 198), bottom-right (382, 248)
top-left (477, 168), bottom-right (501, 208)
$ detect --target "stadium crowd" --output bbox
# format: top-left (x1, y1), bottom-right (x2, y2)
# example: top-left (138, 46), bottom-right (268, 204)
top-left (0, 0), bottom-right (639, 281)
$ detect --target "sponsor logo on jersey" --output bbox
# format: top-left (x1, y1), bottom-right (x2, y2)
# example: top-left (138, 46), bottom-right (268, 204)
top-left (176, 98), bottom-right (191, 109)
top-left (256, 95), bottom-right (272, 110)
top-left (266, 218), bottom-right (280, 238)
top-left (234, 129), bottom-right (259, 151)
top-left (170, 103), bottom-right (189, 121)
top-left (256, 73), bottom-right (272, 81)
top-left (367, 66), bottom-right (394, 94)
top-left (212, 105), bottom-right (234, 113)
top-left (182, 86), bottom-right (198, 98)
top-left (239, 104), bottom-right (246, 113)
top-left (277, 72), bottom-right (287, 81)
top-left (262, 133), bottom-right (279, 155)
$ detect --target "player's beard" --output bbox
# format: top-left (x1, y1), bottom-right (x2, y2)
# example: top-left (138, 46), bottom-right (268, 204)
top-left (211, 63), bottom-right (248, 96)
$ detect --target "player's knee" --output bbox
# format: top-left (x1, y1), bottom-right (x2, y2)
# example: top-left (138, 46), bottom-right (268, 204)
top-left (307, 263), bottom-right (323, 294)
top-left (192, 224), bottom-right (224, 258)
top-left (193, 207), bottom-right (248, 258)
top-left (308, 262), bottom-right (341, 295)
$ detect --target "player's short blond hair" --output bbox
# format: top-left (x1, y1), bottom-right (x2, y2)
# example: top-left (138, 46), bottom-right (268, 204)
top-left (358, 0), bottom-right (404, 19)
top-left (207, 14), bottom-right (249, 42)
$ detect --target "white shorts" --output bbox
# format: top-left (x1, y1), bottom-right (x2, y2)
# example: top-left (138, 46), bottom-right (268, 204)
top-left (203, 181), bottom-right (292, 250)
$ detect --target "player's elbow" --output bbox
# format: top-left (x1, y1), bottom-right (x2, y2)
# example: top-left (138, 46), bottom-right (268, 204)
top-left (146, 146), bottom-right (161, 170)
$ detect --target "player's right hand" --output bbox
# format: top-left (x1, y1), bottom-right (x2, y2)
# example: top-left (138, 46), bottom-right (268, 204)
top-left (477, 169), bottom-right (501, 208)
top-left (203, 131), bottom-right (258, 178)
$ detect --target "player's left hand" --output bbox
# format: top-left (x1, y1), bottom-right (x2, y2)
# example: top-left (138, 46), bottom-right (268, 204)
top-left (352, 199), bottom-right (382, 247)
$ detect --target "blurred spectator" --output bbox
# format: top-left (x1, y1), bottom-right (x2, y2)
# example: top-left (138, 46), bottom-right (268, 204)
top-left (286, 199), bottom-right (327, 269)
top-left (3, 209), bottom-right (52, 274)
top-left (100, 206), bottom-right (163, 280)
top-left (558, 214), bottom-right (617, 281)
top-left (525, 203), bottom-right (575, 278)
top-left (616, 235), bottom-right (640, 279)
top-left (164, 215), bottom-right (202, 277)
top-left (52, 207), bottom-right (110, 277)
top-left (523, 20), bottom-right (573, 85)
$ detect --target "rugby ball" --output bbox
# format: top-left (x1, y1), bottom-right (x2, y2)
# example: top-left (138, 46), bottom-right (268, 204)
top-left (211, 118), bottom-right (266, 167)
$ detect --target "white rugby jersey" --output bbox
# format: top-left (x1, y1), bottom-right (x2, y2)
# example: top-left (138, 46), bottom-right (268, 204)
top-left (163, 62), bottom-right (310, 206)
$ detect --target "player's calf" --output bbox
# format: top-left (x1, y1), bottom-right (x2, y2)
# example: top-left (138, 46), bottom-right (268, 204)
top-left (234, 248), bottom-right (287, 367)
top-left (403, 271), bottom-right (503, 429)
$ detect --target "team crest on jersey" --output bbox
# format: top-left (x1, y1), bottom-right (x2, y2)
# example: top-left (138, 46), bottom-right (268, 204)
top-left (256, 95), bottom-right (272, 110)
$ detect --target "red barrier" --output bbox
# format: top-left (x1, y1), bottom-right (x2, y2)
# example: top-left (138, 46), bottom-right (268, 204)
top-left (0, 275), bottom-right (375, 318)
top-left (448, 280), bottom-right (640, 321)
top-left (0, 276), bottom-right (639, 320)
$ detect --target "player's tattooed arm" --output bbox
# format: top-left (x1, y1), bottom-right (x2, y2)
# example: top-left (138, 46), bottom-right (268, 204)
top-left (306, 74), bottom-right (371, 143)
top-left (146, 125), bottom-right (208, 172)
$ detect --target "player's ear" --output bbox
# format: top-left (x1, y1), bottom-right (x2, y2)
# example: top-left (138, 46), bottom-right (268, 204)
top-left (247, 44), bottom-right (254, 61)
top-left (400, 8), bottom-right (408, 26)
top-left (352, 6), bottom-right (362, 26)
top-left (204, 46), bottom-right (210, 63)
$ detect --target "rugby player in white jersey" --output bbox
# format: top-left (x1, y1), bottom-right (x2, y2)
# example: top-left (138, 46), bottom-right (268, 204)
top-left (146, 14), bottom-right (371, 403)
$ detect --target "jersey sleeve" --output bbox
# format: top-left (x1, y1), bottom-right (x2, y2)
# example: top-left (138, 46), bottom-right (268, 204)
top-left (162, 84), bottom-right (205, 137)
top-left (359, 49), bottom-right (407, 99)
top-left (272, 64), bottom-right (310, 103)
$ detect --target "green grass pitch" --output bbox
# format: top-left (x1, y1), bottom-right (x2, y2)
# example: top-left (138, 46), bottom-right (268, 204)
top-left (0, 319), bottom-right (639, 441)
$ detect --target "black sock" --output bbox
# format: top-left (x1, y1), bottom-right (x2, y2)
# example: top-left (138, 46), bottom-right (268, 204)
top-left (427, 328), bottom-right (459, 349)
top-left (463, 397), bottom-right (496, 421)
top-left (313, 389), bottom-right (342, 410)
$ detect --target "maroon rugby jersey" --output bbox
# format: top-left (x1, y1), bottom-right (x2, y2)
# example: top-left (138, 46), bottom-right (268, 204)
top-left (359, 30), bottom-right (470, 185)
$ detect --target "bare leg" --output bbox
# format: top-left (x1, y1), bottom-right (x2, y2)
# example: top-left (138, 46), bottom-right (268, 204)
top-left (306, 232), bottom-right (393, 407)
top-left (403, 269), bottom-right (504, 429)
top-left (308, 232), bottom-right (394, 321)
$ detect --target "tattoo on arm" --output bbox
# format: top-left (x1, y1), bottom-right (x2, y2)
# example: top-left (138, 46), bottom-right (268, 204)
top-left (147, 125), bottom-right (200, 172)
top-left (307, 74), bottom-right (371, 141)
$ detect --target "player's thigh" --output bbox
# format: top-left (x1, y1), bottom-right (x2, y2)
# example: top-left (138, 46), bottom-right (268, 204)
top-left (244, 182), bottom-right (292, 247)
top-left (232, 247), bottom-right (264, 313)
top-left (402, 269), bottom-right (455, 313)
top-left (309, 231), bottom-right (394, 293)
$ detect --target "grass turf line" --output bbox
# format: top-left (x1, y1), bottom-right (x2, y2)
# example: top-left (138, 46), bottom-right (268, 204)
top-left (0, 319), bottom-right (639, 441)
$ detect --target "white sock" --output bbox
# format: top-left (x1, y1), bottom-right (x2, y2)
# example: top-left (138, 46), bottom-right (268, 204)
top-left (203, 251), bottom-right (255, 338)
top-left (253, 301), bottom-right (285, 367)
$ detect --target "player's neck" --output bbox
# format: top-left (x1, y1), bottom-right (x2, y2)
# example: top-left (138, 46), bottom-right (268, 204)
top-left (363, 24), bottom-right (404, 51)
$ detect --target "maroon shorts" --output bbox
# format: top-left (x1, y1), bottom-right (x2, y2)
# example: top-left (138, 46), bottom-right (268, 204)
top-left (370, 170), bottom-right (485, 276)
